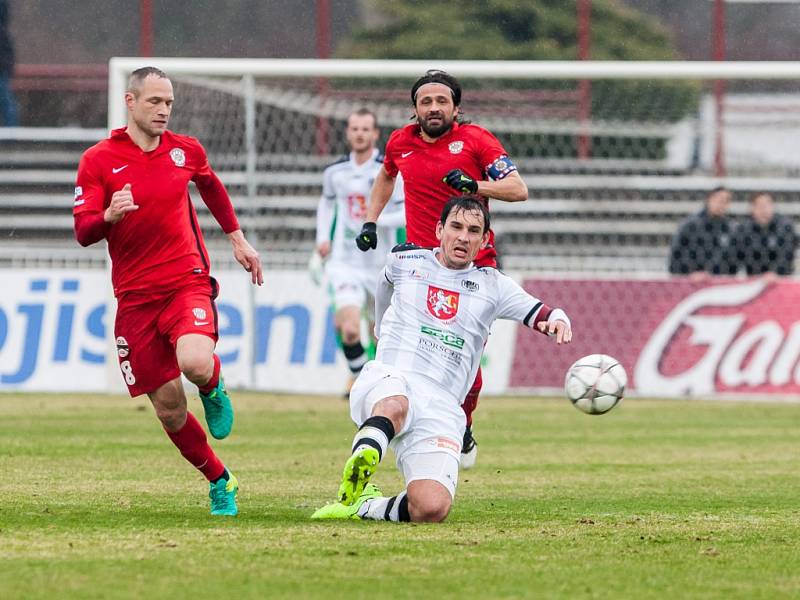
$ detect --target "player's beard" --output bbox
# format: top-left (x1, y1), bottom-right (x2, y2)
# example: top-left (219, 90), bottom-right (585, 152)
top-left (418, 113), bottom-right (454, 138)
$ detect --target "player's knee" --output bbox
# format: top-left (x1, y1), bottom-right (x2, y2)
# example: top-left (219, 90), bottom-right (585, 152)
top-left (409, 493), bottom-right (451, 523)
top-left (340, 323), bottom-right (361, 345)
top-left (178, 355), bottom-right (212, 384)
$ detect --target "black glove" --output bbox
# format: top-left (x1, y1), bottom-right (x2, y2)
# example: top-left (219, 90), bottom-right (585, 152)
top-left (355, 221), bottom-right (378, 251)
top-left (443, 169), bottom-right (478, 194)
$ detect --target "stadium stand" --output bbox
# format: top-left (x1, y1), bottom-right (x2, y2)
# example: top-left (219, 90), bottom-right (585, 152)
top-left (2, 127), bottom-right (799, 274)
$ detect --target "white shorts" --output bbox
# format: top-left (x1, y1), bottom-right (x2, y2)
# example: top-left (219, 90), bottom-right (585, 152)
top-left (349, 360), bottom-right (465, 498)
top-left (326, 261), bottom-right (380, 316)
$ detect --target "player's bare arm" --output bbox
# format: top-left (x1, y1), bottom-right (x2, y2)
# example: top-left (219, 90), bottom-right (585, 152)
top-left (476, 170), bottom-right (528, 202)
top-left (356, 166), bottom-right (396, 251)
top-left (104, 183), bottom-right (139, 223)
top-left (227, 229), bottom-right (263, 286)
top-left (443, 169), bottom-right (527, 203)
top-left (365, 166), bottom-right (396, 222)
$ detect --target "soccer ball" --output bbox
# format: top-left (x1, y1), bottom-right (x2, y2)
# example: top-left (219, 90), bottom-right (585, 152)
top-left (564, 354), bottom-right (627, 415)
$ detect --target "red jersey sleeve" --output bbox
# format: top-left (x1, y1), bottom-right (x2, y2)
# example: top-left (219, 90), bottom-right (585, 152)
top-left (190, 139), bottom-right (240, 234)
top-left (73, 150), bottom-right (112, 246)
top-left (473, 126), bottom-right (512, 177)
top-left (382, 130), bottom-right (401, 178)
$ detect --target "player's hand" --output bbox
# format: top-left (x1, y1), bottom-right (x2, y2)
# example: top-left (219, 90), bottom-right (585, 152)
top-left (443, 169), bottom-right (478, 194)
top-left (537, 319), bottom-right (572, 344)
top-left (228, 230), bottom-right (263, 286)
top-left (355, 222), bottom-right (378, 251)
top-left (104, 183), bottom-right (139, 223)
top-left (317, 241), bottom-right (331, 259)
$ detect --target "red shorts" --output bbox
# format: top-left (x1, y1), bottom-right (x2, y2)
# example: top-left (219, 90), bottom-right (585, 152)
top-left (114, 277), bottom-right (220, 397)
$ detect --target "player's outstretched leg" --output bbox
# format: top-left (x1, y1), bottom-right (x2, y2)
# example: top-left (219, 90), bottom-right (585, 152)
top-left (338, 416), bottom-right (395, 505)
top-left (198, 354), bottom-right (233, 440)
top-left (311, 486), bottom-right (411, 522)
top-left (209, 469), bottom-right (239, 516)
top-left (311, 483), bottom-right (383, 520)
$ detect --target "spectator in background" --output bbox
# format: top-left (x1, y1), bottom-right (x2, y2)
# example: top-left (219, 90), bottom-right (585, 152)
top-left (734, 192), bottom-right (797, 279)
top-left (668, 186), bottom-right (737, 280)
top-left (0, 0), bottom-right (18, 126)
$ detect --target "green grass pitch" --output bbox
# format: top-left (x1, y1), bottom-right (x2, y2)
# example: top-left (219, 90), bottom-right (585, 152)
top-left (0, 392), bottom-right (798, 599)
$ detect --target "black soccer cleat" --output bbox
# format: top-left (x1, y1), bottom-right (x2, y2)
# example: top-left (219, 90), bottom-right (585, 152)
top-left (461, 425), bottom-right (478, 470)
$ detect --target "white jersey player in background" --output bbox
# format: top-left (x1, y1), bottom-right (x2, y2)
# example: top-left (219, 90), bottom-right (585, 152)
top-left (312, 195), bottom-right (572, 523)
top-left (314, 108), bottom-right (405, 393)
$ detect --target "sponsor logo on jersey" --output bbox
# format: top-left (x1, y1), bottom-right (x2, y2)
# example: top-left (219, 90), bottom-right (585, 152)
top-left (192, 307), bottom-right (207, 320)
top-left (408, 269), bottom-right (428, 281)
top-left (448, 141), bottom-right (464, 154)
top-left (398, 253), bottom-right (426, 260)
top-left (401, 151), bottom-right (414, 158)
top-left (112, 165), bottom-right (128, 174)
top-left (116, 336), bottom-right (130, 358)
top-left (420, 325), bottom-right (464, 349)
top-left (461, 280), bottom-right (479, 292)
top-left (427, 286), bottom-right (459, 321)
top-left (170, 148), bottom-right (186, 167)
top-left (417, 337), bottom-right (462, 366)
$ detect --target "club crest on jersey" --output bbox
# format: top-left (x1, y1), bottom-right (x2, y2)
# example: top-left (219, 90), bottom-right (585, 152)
top-left (427, 286), bottom-right (459, 321)
top-left (170, 148), bottom-right (186, 167)
top-left (192, 307), bottom-right (207, 320)
top-left (116, 336), bottom-right (130, 358)
top-left (448, 141), bottom-right (464, 154)
top-left (347, 193), bottom-right (367, 220)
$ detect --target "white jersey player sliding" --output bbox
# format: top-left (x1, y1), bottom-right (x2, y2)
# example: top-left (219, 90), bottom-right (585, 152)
top-left (312, 195), bottom-right (572, 523)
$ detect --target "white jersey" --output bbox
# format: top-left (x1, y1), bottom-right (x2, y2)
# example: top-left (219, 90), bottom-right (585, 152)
top-left (375, 247), bottom-right (549, 404)
top-left (316, 149), bottom-right (405, 270)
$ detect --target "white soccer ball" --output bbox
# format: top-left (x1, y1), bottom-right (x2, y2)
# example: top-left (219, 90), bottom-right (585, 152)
top-left (564, 354), bottom-right (627, 415)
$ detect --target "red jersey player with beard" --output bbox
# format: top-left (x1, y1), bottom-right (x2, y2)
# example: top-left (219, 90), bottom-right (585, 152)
top-left (73, 67), bottom-right (262, 516)
top-left (355, 70), bottom-right (528, 469)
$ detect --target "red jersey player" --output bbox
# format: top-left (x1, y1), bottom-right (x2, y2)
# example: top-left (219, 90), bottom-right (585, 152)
top-left (355, 70), bottom-right (528, 469)
top-left (73, 67), bottom-right (262, 516)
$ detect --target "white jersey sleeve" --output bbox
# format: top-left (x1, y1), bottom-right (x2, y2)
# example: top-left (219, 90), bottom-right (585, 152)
top-left (316, 162), bottom-right (337, 246)
top-left (494, 272), bottom-right (547, 327)
top-left (374, 264), bottom-right (394, 338)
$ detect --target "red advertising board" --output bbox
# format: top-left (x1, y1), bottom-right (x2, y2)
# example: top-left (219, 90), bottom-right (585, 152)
top-left (510, 278), bottom-right (800, 397)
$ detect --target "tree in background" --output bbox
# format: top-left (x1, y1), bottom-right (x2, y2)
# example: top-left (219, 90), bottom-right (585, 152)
top-left (339, 0), bottom-right (698, 161)
top-left (341, 0), bottom-right (678, 60)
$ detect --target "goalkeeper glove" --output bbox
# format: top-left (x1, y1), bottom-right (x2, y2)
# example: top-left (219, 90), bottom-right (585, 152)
top-left (355, 222), bottom-right (378, 251)
top-left (443, 169), bottom-right (478, 194)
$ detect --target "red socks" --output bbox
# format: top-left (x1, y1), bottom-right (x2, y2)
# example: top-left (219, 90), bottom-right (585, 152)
top-left (198, 354), bottom-right (221, 395)
top-left (166, 412), bottom-right (225, 481)
top-left (462, 366), bottom-right (483, 427)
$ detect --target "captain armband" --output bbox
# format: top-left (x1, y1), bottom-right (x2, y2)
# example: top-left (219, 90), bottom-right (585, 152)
top-left (486, 155), bottom-right (518, 180)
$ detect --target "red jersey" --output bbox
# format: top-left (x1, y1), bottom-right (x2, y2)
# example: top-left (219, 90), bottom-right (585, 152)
top-left (73, 128), bottom-right (239, 297)
top-left (383, 121), bottom-right (513, 264)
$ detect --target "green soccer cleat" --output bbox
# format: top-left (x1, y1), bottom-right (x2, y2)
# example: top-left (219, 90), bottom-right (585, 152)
top-left (199, 377), bottom-right (233, 440)
top-left (311, 483), bottom-right (383, 520)
top-left (209, 471), bottom-right (239, 516)
top-left (338, 446), bottom-right (380, 506)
